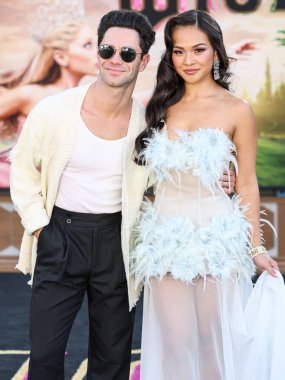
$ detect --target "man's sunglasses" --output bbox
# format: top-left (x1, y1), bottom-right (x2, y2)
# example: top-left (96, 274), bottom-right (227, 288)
top-left (98, 44), bottom-right (143, 63)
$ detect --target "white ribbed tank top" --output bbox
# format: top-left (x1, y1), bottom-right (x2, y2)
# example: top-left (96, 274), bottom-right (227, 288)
top-left (55, 117), bottom-right (126, 213)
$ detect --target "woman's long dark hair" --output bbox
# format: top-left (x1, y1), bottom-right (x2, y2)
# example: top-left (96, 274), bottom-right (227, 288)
top-left (135, 10), bottom-right (232, 163)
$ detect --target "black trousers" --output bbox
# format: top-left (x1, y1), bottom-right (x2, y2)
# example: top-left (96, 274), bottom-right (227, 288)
top-left (28, 206), bottom-right (135, 380)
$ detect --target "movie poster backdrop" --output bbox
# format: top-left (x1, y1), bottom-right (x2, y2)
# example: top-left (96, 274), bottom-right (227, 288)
top-left (0, 0), bottom-right (284, 189)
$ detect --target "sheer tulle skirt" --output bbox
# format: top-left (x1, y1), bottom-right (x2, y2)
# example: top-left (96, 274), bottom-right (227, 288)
top-left (140, 272), bottom-right (285, 380)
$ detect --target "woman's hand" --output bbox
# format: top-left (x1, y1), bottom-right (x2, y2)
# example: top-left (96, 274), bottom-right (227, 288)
top-left (253, 254), bottom-right (279, 277)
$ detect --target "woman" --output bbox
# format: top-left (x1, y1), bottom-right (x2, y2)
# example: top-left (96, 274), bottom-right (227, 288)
top-left (131, 10), bottom-right (285, 380)
top-left (0, 19), bottom-right (97, 187)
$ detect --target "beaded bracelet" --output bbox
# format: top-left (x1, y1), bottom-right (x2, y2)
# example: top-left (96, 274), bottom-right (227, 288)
top-left (248, 245), bottom-right (267, 259)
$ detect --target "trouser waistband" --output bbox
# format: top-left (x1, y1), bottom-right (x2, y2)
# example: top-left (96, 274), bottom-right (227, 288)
top-left (52, 206), bottom-right (121, 226)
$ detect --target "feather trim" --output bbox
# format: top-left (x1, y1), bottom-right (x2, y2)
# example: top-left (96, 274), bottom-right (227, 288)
top-left (141, 128), bottom-right (237, 193)
top-left (130, 198), bottom-right (255, 289)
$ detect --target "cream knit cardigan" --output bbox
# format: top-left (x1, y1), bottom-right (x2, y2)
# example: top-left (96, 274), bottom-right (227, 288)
top-left (10, 84), bottom-right (148, 309)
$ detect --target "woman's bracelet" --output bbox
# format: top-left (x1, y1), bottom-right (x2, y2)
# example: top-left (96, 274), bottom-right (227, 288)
top-left (248, 245), bottom-right (267, 259)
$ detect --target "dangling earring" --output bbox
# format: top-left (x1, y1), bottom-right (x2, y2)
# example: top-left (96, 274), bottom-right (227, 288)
top-left (213, 59), bottom-right (220, 80)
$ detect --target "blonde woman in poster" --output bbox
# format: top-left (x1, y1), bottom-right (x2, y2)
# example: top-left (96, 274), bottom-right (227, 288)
top-left (0, 10), bottom-right (97, 187)
top-left (131, 10), bottom-right (285, 380)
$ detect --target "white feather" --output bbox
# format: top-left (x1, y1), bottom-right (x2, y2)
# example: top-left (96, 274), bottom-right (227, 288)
top-left (141, 128), bottom-right (237, 192)
top-left (130, 199), bottom-right (255, 289)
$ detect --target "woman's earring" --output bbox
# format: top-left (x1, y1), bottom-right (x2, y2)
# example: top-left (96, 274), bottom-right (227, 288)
top-left (213, 59), bottom-right (220, 80)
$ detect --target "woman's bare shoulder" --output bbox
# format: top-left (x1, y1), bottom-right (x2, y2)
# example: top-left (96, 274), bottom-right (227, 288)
top-left (223, 91), bottom-right (254, 115)
top-left (222, 93), bottom-right (256, 138)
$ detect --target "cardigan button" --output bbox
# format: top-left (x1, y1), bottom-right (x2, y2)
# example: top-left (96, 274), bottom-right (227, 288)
top-left (66, 218), bottom-right (72, 224)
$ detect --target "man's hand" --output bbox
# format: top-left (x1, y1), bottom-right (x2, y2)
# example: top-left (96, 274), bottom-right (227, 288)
top-left (33, 228), bottom-right (43, 239)
top-left (221, 168), bottom-right (236, 194)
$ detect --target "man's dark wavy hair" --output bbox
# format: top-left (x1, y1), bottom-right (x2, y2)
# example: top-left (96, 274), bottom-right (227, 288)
top-left (98, 10), bottom-right (155, 56)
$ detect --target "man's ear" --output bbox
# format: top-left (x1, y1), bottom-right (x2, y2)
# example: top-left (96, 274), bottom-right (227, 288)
top-left (53, 50), bottom-right (69, 67)
top-left (139, 53), bottom-right (150, 72)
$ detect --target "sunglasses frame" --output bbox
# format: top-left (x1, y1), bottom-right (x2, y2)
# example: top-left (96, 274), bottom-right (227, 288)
top-left (98, 44), bottom-right (143, 63)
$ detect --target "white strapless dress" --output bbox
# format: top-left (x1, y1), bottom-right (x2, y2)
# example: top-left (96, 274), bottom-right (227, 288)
top-left (130, 128), bottom-right (285, 380)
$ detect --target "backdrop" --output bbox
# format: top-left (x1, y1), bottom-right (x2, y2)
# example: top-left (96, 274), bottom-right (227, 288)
top-left (0, 0), bottom-right (284, 188)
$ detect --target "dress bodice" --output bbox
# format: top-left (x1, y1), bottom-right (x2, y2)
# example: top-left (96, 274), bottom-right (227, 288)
top-left (142, 128), bottom-right (237, 194)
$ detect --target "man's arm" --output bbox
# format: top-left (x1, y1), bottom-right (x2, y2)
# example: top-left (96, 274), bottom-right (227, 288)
top-left (10, 105), bottom-right (50, 235)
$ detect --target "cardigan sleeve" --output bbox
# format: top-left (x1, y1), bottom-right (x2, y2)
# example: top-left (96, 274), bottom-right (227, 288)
top-left (10, 103), bottom-right (50, 235)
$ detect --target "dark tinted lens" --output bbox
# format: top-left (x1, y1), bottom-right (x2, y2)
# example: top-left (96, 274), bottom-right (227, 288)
top-left (98, 44), bottom-right (115, 59)
top-left (120, 47), bottom-right (137, 62)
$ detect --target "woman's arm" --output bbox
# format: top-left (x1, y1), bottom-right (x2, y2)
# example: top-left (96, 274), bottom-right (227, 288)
top-left (0, 85), bottom-right (34, 119)
top-left (233, 100), bottom-right (279, 277)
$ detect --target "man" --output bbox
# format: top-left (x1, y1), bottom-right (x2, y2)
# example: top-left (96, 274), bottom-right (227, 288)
top-left (11, 10), bottom-right (155, 380)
